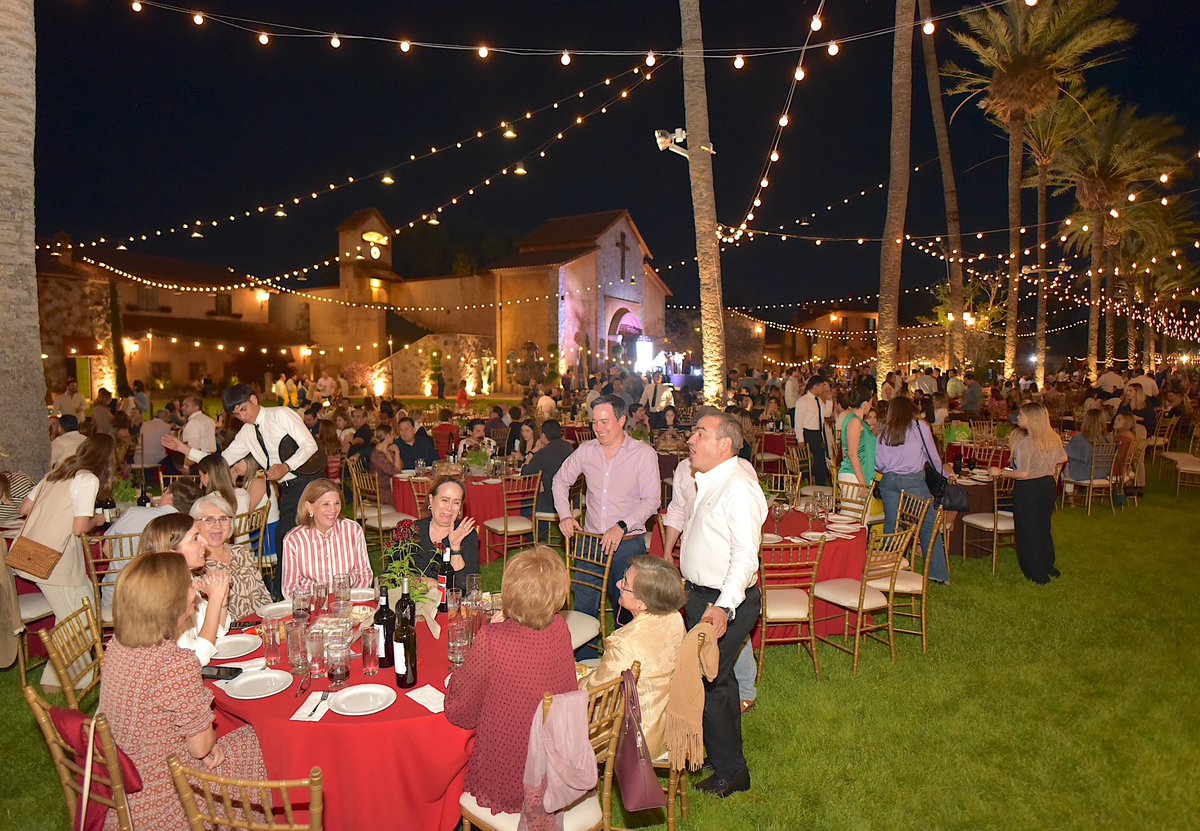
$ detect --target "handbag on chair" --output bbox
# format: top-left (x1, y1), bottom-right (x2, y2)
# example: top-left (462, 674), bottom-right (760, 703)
top-left (5, 482), bottom-right (67, 581)
top-left (614, 670), bottom-right (667, 812)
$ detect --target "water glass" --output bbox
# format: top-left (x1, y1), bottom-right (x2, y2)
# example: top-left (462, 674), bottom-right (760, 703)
top-left (292, 591), bottom-right (312, 622)
top-left (305, 630), bottom-right (327, 678)
top-left (286, 620), bottom-right (309, 676)
top-left (262, 616), bottom-right (285, 668)
top-left (361, 626), bottom-right (380, 676)
top-left (466, 573), bottom-right (483, 603)
top-left (329, 599), bottom-right (353, 620)
top-left (446, 588), bottom-right (462, 619)
top-left (447, 617), bottom-right (470, 668)
top-left (332, 573), bottom-right (351, 603)
top-left (326, 644), bottom-right (351, 690)
top-left (312, 582), bottom-right (330, 616)
top-left (415, 458), bottom-right (427, 475)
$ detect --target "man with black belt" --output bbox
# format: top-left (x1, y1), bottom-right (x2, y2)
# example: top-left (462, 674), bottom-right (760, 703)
top-left (165, 384), bottom-right (324, 597)
top-left (794, 375), bottom-right (831, 486)
top-left (679, 412), bottom-right (766, 797)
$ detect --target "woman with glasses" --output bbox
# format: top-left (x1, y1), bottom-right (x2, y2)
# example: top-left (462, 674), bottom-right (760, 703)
top-left (190, 493), bottom-right (271, 620)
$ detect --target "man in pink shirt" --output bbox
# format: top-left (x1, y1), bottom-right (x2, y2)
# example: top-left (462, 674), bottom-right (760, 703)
top-left (552, 395), bottom-right (660, 651)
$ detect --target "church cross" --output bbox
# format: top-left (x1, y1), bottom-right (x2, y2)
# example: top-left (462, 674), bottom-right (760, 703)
top-left (616, 231), bottom-right (630, 282)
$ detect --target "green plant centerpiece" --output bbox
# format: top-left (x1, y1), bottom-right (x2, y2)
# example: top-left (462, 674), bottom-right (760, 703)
top-left (380, 519), bottom-right (433, 609)
top-left (111, 476), bottom-right (138, 505)
top-left (462, 447), bottom-right (491, 476)
top-left (628, 425), bottom-right (653, 444)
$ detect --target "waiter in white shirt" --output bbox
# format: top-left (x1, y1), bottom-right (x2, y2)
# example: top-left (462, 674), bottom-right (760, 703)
top-left (165, 385), bottom-right (324, 593)
top-left (678, 412), bottom-right (766, 798)
top-left (640, 371), bottom-right (675, 428)
top-left (794, 375), bottom-right (831, 486)
top-left (783, 368), bottom-right (801, 424)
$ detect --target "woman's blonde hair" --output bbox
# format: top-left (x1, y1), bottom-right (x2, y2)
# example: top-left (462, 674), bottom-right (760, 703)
top-left (501, 546), bottom-right (569, 630)
top-left (1019, 402), bottom-right (1062, 454)
top-left (296, 478), bottom-right (341, 526)
top-left (1080, 408), bottom-right (1108, 445)
top-left (626, 556), bottom-right (686, 615)
top-left (113, 551), bottom-right (193, 647)
top-left (196, 454), bottom-right (238, 515)
top-left (138, 512), bottom-right (195, 557)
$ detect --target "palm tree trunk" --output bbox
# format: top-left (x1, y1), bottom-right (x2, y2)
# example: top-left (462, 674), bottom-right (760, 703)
top-left (1034, 166), bottom-right (1049, 388)
top-left (678, 0), bottom-right (726, 405)
top-left (1103, 247), bottom-right (1115, 369)
top-left (877, 0), bottom-right (918, 394)
top-left (0, 0), bottom-right (49, 478)
top-left (1126, 303), bottom-right (1137, 367)
top-left (1142, 275), bottom-right (1154, 370)
top-left (917, 0), bottom-right (964, 370)
top-left (1086, 212), bottom-right (1105, 381)
top-left (1003, 113), bottom-right (1024, 380)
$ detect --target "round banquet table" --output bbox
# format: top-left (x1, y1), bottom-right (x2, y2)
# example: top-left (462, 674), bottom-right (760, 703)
top-left (392, 475), bottom-right (505, 528)
top-left (210, 616), bottom-right (473, 831)
top-left (648, 507), bottom-right (869, 639)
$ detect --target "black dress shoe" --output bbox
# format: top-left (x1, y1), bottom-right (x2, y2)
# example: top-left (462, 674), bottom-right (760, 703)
top-left (695, 769), bottom-right (751, 798)
top-left (1048, 567), bottom-right (1061, 578)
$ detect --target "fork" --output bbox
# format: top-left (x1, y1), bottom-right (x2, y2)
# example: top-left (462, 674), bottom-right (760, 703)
top-left (303, 691), bottom-right (329, 719)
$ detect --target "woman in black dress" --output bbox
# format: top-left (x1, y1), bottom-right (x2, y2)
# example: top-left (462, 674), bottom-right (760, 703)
top-left (410, 475), bottom-right (480, 594)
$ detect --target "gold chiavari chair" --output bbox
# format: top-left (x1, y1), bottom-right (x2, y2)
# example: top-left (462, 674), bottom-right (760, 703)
top-left (878, 502), bottom-right (944, 654)
top-left (812, 528), bottom-right (914, 674)
top-left (25, 686), bottom-right (136, 831)
top-left (1061, 442), bottom-right (1120, 515)
top-left (760, 472), bottom-right (801, 507)
top-left (757, 539), bottom-right (825, 681)
top-left (460, 663), bottom-right (635, 831)
top-left (562, 531), bottom-right (612, 654)
top-left (408, 476), bottom-right (433, 520)
top-left (38, 596), bottom-right (105, 711)
top-left (962, 474), bottom-right (1016, 575)
top-left (168, 754), bottom-right (324, 831)
top-left (480, 473), bottom-right (541, 565)
top-left (160, 473), bottom-right (199, 493)
top-left (833, 479), bottom-right (875, 525)
top-left (82, 531), bottom-right (142, 627)
top-left (231, 504), bottom-right (271, 576)
top-left (1165, 429), bottom-right (1200, 498)
top-left (1148, 415), bottom-right (1181, 471)
top-left (348, 464), bottom-right (411, 552)
top-left (751, 433), bottom-right (784, 474)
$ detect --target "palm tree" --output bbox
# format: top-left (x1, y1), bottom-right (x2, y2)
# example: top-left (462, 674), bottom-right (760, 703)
top-left (1022, 95), bottom-right (1084, 386)
top-left (678, 0), bottom-right (725, 405)
top-left (944, 0), bottom-right (1132, 379)
top-left (0, 0), bottom-right (49, 477)
top-left (917, 0), bottom-right (965, 369)
top-left (1053, 98), bottom-right (1183, 377)
top-left (877, 0), bottom-right (918, 394)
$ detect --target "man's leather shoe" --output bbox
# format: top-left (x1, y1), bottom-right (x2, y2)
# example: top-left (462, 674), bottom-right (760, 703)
top-left (695, 769), bottom-right (751, 798)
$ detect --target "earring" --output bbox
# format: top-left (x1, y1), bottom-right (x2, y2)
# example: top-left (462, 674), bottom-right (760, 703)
top-left (309, 512), bottom-right (315, 518)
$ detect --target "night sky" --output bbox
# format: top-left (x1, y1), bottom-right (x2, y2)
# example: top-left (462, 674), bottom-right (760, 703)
top-left (34, 1), bottom-right (1200, 352)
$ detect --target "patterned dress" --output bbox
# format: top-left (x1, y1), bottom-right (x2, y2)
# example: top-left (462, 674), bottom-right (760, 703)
top-left (99, 639), bottom-right (267, 831)
top-left (206, 544), bottom-right (272, 621)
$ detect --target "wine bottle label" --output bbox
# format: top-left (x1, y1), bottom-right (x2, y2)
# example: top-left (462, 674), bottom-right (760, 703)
top-left (375, 624), bottom-right (385, 657)
top-left (395, 646), bottom-right (407, 675)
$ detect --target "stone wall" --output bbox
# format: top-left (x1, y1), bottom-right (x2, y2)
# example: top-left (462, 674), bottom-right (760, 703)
top-left (373, 333), bottom-right (496, 398)
top-left (38, 268), bottom-right (115, 397)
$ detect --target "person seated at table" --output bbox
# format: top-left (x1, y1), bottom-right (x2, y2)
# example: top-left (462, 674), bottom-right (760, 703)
top-left (1118, 383), bottom-right (1157, 436)
top-left (627, 403), bottom-right (652, 434)
top-left (508, 418), bottom-right (540, 465)
top-left (432, 408), bottom-right (460, 446)
top-left (0, 467), bottom-right (34, 528)
top-left (521, 421), bottom-right (574, 515)
top-left (396, 416), bottom-right (440, 469)
top-left (457, 418), bottom-right (497, 458)
top-left (190, 493), bottom-right (272, 621)
top-left (485, 405), bottom-right (507, 437)
top-left (446, 546), bottom-right (577, 814)
top-left (100, 551), bottom-right (268, 830)
top-left (139, 513), bottom-right (232, 666)
top-left (407, 475), bottom-right (479, 595)
top-left (370, 424), bottom-right (404, 501)
top-left (232, 454), bottom-right (281, 567)
top-left (579, 555), bottom-right (685, 759)
top-left (196, 453), bottom-right (250, 515)
top-left (1064, 409), bottom-right (1110, 485)
top-left (317, 419), bottom-right (343, 483)
top-left (281, 478), bottom-right (373, 599)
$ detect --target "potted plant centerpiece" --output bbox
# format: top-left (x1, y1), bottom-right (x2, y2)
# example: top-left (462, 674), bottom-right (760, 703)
top-left (462, 448), bottom-right (492, 477)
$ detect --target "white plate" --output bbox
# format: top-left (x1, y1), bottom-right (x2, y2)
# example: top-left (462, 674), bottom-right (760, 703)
top-left (393, 472), bottom-right (412, 480)
top-left (213, 634), bottom-right (262, 661)
top-left (826, 522), bottom-right (862, 532)
top-left (329, 683), bottom-right (398, 717)
top-left (223, 669), bottom-right (293, 700)
top-left (400, 469), bottom-right (416, 476)
top-left (761, 533), bottom-right (783, 544)
top-left (801, 531), bottom-right (836, 542)
top-left (349, 588), bottom-right (377, 602)
top-left (829, 512), bottom-right (858, 522)
top-left (256, 600), bottom-right (292, 619)
top-left (480, 478), bottom-right (502, 485)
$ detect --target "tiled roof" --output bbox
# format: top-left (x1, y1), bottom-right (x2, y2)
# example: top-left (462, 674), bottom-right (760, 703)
top-left (487, 245), bottom-right (596, 270)
top-left (516, 210), bottom-right (631, 251)
top-left (122, 314), bottom-right (310, 347)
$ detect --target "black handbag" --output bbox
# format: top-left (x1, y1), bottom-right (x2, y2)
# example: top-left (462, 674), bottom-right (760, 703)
top-left (918, 427), bottom-right (949, 499)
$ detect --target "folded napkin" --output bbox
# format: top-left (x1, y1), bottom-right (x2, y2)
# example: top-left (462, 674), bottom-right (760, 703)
top-left (213, 659), bottom-right (267, 690)
top-left (290, 691), bottom-right (331, 722)
top-left (405, 684), bottom-right (446, 713)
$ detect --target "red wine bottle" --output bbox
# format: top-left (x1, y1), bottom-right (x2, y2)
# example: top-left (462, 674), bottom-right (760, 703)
top-left (396, 576), bottom-right (416, 631)
top-left (393, 614), bottom-right (417, 689)
top-left (373, 585), bottom-right (396, 669)
top-left (438, 546), bottom-right (452, 613)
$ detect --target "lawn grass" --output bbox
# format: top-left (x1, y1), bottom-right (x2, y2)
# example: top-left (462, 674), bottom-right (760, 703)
top-left (4, 475), bottom-right (1198, 830)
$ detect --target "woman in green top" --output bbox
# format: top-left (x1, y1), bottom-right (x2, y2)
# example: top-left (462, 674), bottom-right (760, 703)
top-left (838, 388), bottom-right (877, 486)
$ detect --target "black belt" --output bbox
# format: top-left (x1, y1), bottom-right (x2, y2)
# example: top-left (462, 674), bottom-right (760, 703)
top-left (685, 581), bottom-right (720, 595)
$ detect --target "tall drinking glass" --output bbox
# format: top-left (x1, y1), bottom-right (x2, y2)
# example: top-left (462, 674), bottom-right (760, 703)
top-left (262, 613), bottom-right (285, 668)
top-left (465, 573), bottom-right (483, 602)
top-left (446, 588), bottom-right (462, 619)
top-left (332, 573), bottom-right (351, 603)
top-left (447, 617), bottom-right (470, 668)
top-left (361, 626), bottom-right (380, 677)
top-left (286, 620), bottom-right (308, 676)
top-left (292, 591), bottom-right (312, 625)
top-left (326, 645), bottom-right (351, 690)
top-left (305, 630), bottom-right (327, 678)
top-left (312, 582), bottom-right (330, 616)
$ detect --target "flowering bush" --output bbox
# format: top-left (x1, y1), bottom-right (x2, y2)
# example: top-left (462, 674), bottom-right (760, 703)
top-left (341, 362), bottom-right (374, 390)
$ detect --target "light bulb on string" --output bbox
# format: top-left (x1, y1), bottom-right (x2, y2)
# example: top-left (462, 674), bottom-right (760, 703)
top-left (794, 66), bottom-right (806, 81)
top-left (513, 161), bottom-right (528, 175)
top-left (922, 19), bottom-right (935, 35)
top-left (810, 15), bottom-right (822, 31)
top-left (827, 41), bottom-right (839, 56)
top-left (733, 54), bottom-right (745, 69)
top-left (560, 50), bottom-right (571, 66)
top-left (381, 172), bottom-right (395, 185)
top-left (193, 13), bottom-right (204, 25)
top-left (645, 51), bottom-right (656, 67)
top-left (130, 1), bottom-right (142, 11)
top-left (478, 46), bottom-right (489, 58)
top-left (770, 150), bottom-right (779, 162)
top-left (330, 35), bottom-right (341, 48)
top-left (258, 32), bottom-right (269, 45)
top-left (399, 40), bottom-right (411, 53)
top-left (778, 114), bottom-right (789, 127)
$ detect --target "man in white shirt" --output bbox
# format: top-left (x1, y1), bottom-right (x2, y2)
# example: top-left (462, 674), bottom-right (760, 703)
top-left (1129, 371), bottom-right (1159, 398)
top-left (315, 371), bottom-right (337, 401)
top-left (678, 412), bottom-right (765, 797)
top-left (782, 368), bottom-right (801, 418)
top-left (640, 371), bottom-right (675, 427)
top-left (914, 368), bottom-right (938, 395)
top-left (133, 409), bottom-right (173, 467)
top-left (49, 415), bottom-right (87, 467)
top-left (178, 396), bottom-right (217, 459)
top-left (55, 379), bottom-right (86, 421)
top-left (794, 376), bottom-right (831, 486)
top-left (1096, 367), bottom-right (1125, 394)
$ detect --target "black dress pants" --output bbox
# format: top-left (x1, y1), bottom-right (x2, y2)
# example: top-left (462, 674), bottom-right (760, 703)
top-left (683, 583), bottom-right (762, 782)
top-left (803, 429), bottom-right (829, 486)
top-left (1012, 476), bottom-right (1057, 584)
top-left (273, 473), bottom-right (319, 597)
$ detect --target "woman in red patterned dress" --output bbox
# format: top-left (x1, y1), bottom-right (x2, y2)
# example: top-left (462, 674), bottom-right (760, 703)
top-left (99, 551), bottom-right (268, 831)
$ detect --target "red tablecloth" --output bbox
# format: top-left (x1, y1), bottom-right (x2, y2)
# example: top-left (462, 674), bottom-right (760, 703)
top-left (649, 508), bottom-right (868, 639)
top-left (211, 617), bottom-right (473, 831)
top-left (391, 476), bottom-right (505, 529)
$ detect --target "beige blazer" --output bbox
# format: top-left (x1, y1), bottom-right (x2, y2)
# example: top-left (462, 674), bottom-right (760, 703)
top-left (15, 478), bottom-right (88, 588)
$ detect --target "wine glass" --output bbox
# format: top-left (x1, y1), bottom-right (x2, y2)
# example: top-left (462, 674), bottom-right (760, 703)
top-left (771, 502), bottom-right (787, 535)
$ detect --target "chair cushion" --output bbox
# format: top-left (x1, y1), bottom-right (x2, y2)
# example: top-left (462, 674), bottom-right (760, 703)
top-left (1062, 478), bottom-right (1112, 487)
top-left (1177, 459), bottom-right (1200, 473)
top-left (867, 570), bottom-right (924, 594)
top-left (800, 485), bottom-right (834, 498)
top-left (364, 512), bottom-right (414, 529)
top-left (19, 593), bottom-right (53, 623)
top-left (100, 603), bottom-right (114, 625)
top-left (961, 512), bottom-right (1015, 532)
top-left (561, 610), bottom-right (601, 651)
top-left (460, 789), bottom-right (601, 831)
top-left (754, 452), bottom-right (783, 462)
top-left (813, 578), bottom-right (888, 611)
top-left (483, 516), bottom-right (534, 534)
top-left (1160, 452), bottom-right (1196, 464)
top-left (764, 588), bottom-right (810, 622)
top-left (1145, 437), bottom-right (1168, 446)
top-left (534, 509), bottom-right (582, 521)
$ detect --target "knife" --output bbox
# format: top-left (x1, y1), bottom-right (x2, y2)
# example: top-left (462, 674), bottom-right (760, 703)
top-left (294, 675), bottom-right (311, 697)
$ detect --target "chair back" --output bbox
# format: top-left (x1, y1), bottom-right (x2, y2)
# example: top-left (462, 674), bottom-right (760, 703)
top-left (759, 539), bottom-right (824, 595)
top-left (862, 528), bottom-right (914, 593)
top-left (38, 596), bottom-right (104, 710)
top-left (408, 477), bottom-right (433, 520)
top-left (501, 473), bottom-right (541, 520)
top-left (432, 427), bottom-right (458, 459)
top-left (834, 480), bottom-right (875, 524)
top-left (168, 754), bottom-right (324, 831)
top-left (784, 443), bottom-right (812, 480)
top-left (895, 491), bottom-right (932, 549)
top-left (567, 532), bottom-right (613, 637)
top-left (231, 504), bottom-right (270, 565)
top-left (161, 474), bottom-right (200, 493)
top-left (760, 473), bottom-right (800, 506)
top-left (344, 454), bottom-right (366, 480)
top-left (82, 532), bottom-right (142, 622)
top-left (969, 420), bottom-right (996, 442)
top-left (23, 686), bottom-right (135, 831)
top-left (1088, 442), bottom-right (1120, 482)
top-left (574, 428), bottom-right (595, 444)
top-left (993, 474), bottom-right (1016, 513)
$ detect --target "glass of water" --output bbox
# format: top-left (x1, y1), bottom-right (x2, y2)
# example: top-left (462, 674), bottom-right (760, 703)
top-left (312, 582), bottom-right (329, 616)
top-left (332, 573), bottom-right (351, 603)
top-left (305, 629), bottom-right (327, 678)
top-left (448, 616), bottom-right (470, 668)
top-left (361, 625), bottom-right (380, 677)
top-left (286, 620), bottom-right (308, 676)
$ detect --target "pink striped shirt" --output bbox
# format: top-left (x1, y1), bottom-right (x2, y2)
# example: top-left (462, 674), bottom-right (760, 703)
top-left (281, 518), bottom-right (373, 599)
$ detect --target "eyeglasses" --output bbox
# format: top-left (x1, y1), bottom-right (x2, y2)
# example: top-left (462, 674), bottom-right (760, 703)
top-left (198, 516), bottom-right (232, 527)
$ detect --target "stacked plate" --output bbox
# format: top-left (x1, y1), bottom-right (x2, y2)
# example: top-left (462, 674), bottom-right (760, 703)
top-left (223, 670), bottom-right (293, 700)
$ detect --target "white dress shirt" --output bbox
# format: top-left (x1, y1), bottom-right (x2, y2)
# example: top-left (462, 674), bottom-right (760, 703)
top-left (181, 410), bottom-right (218, 456)
top-left (640, 382), bottom-right (675, 412)
top-left (783, 376), bottom-right (801, 410)
top-left (188, 405), bottom-right (316, 484)
top-left (678, 455), bottom-right (767, 611)
top-left (794, 391), bottom-right (824, 433)
top-left (50, 431), bottom-right (87, 468)
top-left (663, 456), bottom-right (759, 534)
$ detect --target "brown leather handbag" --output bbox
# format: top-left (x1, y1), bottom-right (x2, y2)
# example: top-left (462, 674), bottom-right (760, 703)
top-left (615, 669), bottom-right (667, 812)
top-left (5, 483), bottom-right (66, 581)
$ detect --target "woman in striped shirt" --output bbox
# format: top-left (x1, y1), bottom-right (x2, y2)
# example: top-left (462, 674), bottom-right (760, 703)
top-left (281, 479), bottom-right (372, 599)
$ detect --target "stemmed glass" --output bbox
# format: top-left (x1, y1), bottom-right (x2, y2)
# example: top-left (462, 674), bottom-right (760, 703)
top-left (771, 502), bottom-right (787, 536)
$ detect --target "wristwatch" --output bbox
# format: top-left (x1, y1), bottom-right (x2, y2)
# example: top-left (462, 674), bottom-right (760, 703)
top-left (717, 605), bottom-right (736, 622)
top-left (616, 520), bottom-right (628, 533)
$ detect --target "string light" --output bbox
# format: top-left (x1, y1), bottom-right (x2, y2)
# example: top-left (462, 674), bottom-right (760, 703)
top-left (130, 1), bottom-right (142, 11)
top-left (560, 50), bottom-right (571, 66)
top-left (477, 45), bottom-right (489, 59)
top-left (827, 41), bottom-right (839, 56)
top-left (733, 54), bottom-right (745, 69)
top-left (258, 32), bottom-right (269, 45)
top-left (922, 19), bottom-right (935, 35)
top-left (330, 34), bottom-right (341, 48)
top-left (192, 12), bottom-right (203, 26)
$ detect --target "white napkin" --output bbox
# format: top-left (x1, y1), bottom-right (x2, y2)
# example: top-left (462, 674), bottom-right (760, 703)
top-left (212, 659), bottom-right (267, 690)
top-left (405, 684), bottom-right (445, 713)
top-left (290, 691), bottom-right (332, 722)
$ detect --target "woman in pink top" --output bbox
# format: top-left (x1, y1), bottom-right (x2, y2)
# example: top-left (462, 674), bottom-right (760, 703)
top-left (446, 546), bottom-right (577, 813)
top-left (280, 479), bottom-right (372, 598)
